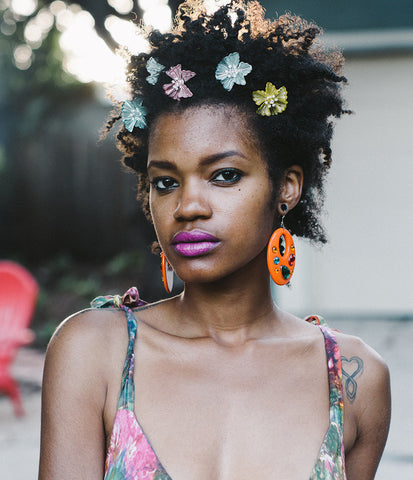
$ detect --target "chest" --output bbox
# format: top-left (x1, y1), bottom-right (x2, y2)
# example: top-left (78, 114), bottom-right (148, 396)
top-left (127, 338), bottom-right (333, 480)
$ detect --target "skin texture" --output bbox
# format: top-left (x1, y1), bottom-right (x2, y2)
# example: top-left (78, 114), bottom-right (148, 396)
top-left (39, 107), bottom-right (391, 480)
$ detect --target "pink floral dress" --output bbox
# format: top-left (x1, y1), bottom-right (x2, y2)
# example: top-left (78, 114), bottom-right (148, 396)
top-left (91, 295), bottom-right (346, 480)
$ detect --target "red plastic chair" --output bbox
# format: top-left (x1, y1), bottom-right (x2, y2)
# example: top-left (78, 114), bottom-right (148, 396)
top-left (0, 261), bottom-right (38, 416)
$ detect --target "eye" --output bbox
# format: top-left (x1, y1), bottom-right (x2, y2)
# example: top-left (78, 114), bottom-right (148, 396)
top-left (211, 168), bottom-right (243, 185)
top-left (151, 177), bottom-right (178, 192)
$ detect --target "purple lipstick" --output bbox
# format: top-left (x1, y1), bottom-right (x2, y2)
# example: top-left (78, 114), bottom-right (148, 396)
top-left (172, 230), bottom-right (219, 257)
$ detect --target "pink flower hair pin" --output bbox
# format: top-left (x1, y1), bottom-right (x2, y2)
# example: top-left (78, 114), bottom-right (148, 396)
top-left (163, 64), bottom-right (196, 101)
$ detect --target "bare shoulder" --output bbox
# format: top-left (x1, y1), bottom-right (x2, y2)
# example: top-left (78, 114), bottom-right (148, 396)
top-left (49, 307), bottom-right (128, 344)
top-left (334, 329), bottom-right (390, 399)
top-left (44, 307), bottom-right (130, 400)
top-left (334, 328), bottom-right (390, 441)
top-left (47, 308), bottom-right (128, 364)
top-left (333, 329), bottom-right (391, 476)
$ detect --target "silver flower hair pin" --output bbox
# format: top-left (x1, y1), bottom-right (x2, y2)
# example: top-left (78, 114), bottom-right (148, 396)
top-left (146, 57), bottom-right (165, 85)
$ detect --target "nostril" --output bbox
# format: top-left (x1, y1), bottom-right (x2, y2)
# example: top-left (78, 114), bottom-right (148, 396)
top-left (173, 195), bottom-right (212, 221)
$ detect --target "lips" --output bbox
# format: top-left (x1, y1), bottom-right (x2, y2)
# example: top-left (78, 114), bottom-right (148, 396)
top-left (172, 230), bottom-right (220, 257)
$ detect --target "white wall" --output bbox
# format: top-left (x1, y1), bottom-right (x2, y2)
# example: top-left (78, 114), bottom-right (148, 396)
top-left (275, 54), bottom-right (413, 318)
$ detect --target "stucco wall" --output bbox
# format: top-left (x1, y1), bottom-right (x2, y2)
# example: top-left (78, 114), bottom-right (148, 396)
top-left (275, 54), bottom-right (413, 318)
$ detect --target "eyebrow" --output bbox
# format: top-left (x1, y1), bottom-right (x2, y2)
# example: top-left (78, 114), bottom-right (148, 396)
top-left (147, 150), bottom-right (246, 171)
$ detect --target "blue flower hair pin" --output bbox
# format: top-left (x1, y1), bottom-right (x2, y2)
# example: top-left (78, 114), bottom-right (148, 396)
top-left (146, 57), bottom-right (165, 85)
top-left (215, 52), bottom-right (252, 91)
top-left (121, 98), bottom-right (147, 131)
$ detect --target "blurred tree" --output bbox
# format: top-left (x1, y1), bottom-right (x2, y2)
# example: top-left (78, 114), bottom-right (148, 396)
top-left (0, 0), bottom-right (184, 124)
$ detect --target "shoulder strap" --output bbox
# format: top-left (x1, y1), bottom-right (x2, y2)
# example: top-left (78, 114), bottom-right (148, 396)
top-left (305, 314), bottom-right (328, 327)
top-left (318, 325), bottom-right (344, 430)
top-left (305, 315), bottom-right (344, 428)
top-left (91, 291), bottom-right (143, 411)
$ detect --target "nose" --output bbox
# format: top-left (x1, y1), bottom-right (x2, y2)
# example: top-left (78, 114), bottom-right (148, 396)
top-left (173, 179), bottom-right (212, 221)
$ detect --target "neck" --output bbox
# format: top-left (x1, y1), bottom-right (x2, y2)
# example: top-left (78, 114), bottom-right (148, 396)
top-left (175, 253), bottom-right (281, 346)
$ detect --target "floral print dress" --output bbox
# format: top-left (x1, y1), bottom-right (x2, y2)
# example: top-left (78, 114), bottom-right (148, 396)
top-left (92, 295), bottom-right (346, 480)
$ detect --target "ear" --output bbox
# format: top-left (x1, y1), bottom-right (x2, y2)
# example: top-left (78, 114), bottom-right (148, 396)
top-left (277, 165), bottom-right (303, 216)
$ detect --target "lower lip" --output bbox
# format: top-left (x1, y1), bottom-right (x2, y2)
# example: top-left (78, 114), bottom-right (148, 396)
top-left (173, 241), bottom-right (219, 257)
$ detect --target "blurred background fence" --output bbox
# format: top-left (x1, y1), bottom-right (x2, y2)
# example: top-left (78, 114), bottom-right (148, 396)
top-left (5, 100), bottom-right (139, 259)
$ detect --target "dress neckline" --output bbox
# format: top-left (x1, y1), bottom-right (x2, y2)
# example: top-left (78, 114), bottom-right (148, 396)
top-left (104, 309), bottom-right (345, 480)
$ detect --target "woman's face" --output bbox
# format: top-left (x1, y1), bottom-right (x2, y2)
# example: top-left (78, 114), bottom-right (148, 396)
top-left (147, 106), bottom-right (278, 285)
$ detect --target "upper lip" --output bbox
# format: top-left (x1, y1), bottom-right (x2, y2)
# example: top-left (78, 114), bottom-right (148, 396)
top-left (172, 230), bottom-right (219, 244)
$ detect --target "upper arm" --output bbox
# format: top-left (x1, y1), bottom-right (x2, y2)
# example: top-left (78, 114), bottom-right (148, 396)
top-left (341, 338), bottom-right (391, 480)
top-left (39, 311), bottom-right (109, 480)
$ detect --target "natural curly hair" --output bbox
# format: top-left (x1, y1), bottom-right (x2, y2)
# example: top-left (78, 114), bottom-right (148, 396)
top-left (107, 0), bottom-right (348, 243)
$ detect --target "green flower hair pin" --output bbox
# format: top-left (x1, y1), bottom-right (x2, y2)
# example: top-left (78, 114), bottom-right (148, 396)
top-left (252, 82), bottom-right (288, 116)
top-left (146, 57), bottom-right (165, 85)
top-left (215, 52), bottom-right (252, 91)
top-left (121, 98), bottom-right (147, 131)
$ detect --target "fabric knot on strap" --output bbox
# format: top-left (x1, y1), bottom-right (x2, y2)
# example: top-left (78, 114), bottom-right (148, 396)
top-left (91, 286), bottom-right (147, 309)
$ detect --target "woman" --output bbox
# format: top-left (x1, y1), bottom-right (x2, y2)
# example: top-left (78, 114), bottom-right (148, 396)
top-left (39, 1), bottom-right (391, 479)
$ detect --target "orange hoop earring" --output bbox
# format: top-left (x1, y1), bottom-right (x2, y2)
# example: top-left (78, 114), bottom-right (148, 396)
top-left (267, 205), bottom-right (296, 285)
top-left (161, 252), bottom-right (174, 293)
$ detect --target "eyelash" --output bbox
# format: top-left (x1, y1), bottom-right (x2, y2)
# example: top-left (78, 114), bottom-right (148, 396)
top-left (211, 168), bottom-right (243, 185)
top-left (150, 168), bottom-right (243, 193)
top-left (151, 177), bottom-right (178, 192)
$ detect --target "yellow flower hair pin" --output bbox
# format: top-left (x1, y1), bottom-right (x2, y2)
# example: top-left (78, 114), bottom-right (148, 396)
top-left (252, 82), bottom-right (288, 116)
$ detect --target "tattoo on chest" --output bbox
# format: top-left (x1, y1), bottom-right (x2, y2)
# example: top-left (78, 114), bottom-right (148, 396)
top-left (341, 356), bottom-right (364, 403)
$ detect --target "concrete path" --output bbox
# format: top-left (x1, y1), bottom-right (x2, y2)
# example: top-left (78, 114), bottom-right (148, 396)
top-left (1, 318), bottom-right (412, 479)
top-left (0, 349), bottom-right (43, 480)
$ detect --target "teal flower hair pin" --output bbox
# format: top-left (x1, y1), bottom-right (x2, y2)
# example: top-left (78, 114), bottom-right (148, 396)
top-left (215, 52), bottom-right (252, 91)
top-left (121, 98), bottom-right (147, 131)
top-left (146, 57), bottom-right (165, 85)
top-left (252, 82), bottom-right (288, 116)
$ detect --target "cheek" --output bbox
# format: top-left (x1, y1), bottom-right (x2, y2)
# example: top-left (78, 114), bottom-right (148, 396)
top-left (149, 191), bottom-right (167, 242)
top-left (228, 187), bottom-right (275, 244)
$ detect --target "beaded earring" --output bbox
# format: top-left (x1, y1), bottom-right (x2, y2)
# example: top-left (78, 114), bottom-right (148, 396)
top-left (161, 252), bottom-right (174, 293)
top-left (267, 204), bottom-right (296, 285)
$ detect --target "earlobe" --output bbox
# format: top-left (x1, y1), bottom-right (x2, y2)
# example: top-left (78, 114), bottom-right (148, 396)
top-left (277, 165), bottom-right (303, 214)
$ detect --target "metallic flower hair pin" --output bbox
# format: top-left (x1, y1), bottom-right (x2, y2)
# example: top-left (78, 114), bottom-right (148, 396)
top-left (215, 52), bottom-right (252, 91)
top-left (252, 82), bottom-right (288, 116)
top-left (146, 57), bottom-right (165, 85)
top-left (122, 56), bottom-right (288, 131)
top-left (163, 64), bottom-right (196, 101)
top-left (121, 98), bottom-right (147, 131)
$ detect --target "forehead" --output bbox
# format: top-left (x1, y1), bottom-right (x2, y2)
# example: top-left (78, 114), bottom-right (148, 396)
top-left (148, 106), bottom-right (261, 162)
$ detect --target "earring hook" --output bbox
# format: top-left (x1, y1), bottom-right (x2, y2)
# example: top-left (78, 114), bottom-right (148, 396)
top-left (280, 203), bottom-right (288, 229)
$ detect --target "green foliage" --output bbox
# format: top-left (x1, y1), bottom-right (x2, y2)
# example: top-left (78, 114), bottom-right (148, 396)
top-left (30, 249), bottom-right (149, 348)
top-left (58, 275), bottom-right (102, 298)
top-left (105, 250), bottom-right (145, 276)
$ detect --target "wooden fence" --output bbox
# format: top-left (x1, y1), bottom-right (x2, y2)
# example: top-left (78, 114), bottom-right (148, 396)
top-left (1, 100), bottom-right (155, 260)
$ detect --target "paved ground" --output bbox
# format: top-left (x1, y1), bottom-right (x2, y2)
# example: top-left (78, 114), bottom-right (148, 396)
top-left (1, 318), bottom-right (412, 479)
